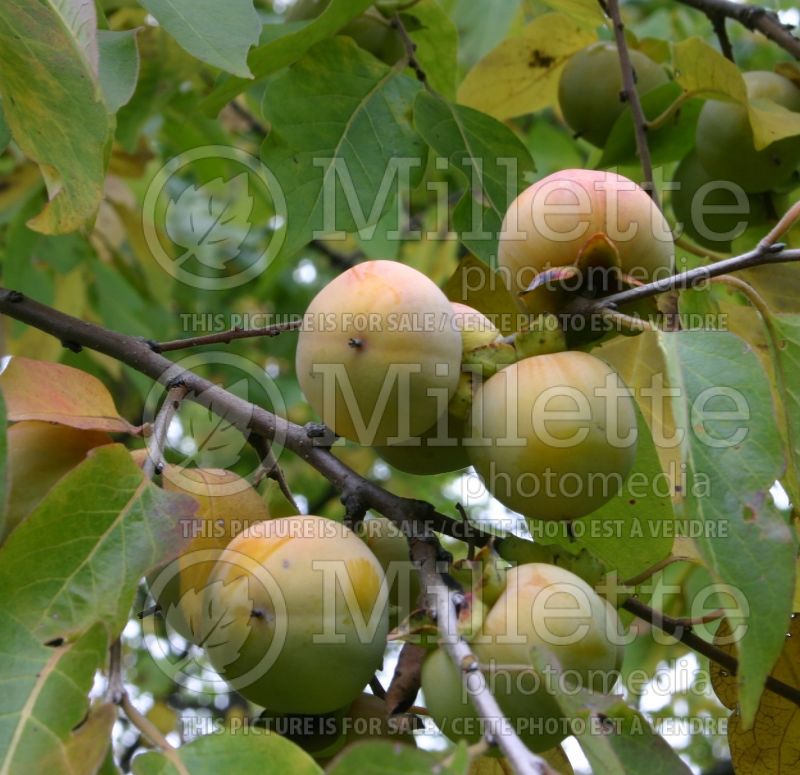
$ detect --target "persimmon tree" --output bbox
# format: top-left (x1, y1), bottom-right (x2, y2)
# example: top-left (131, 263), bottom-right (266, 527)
top-left (0, 1), bottom-right (799, 775)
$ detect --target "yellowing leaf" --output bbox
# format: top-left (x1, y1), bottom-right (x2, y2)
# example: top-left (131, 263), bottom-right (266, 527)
top-left (712, 616), bottom-right (800, 773)
top-left (4, 422), bottom-right (112, 540)
top-left (541, 0), bottom-right (606, 28)
top-left (0, 0), bottom-right (110, 233)
top-left (672, 37), bottom-right (746, 102)
top-left (457, 13), bottom-right (596, 120)
top-left (0, 357), bottom-right (136, 434)
top-left (748, 100), bottom-right (800, 151)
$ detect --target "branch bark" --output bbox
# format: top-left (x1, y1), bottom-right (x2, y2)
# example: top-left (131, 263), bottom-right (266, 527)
top-left (604, 0), bottom-right (658, 205)
top-left (0, 288), bottom-right (556, 773)
top-left (676, 0), bottom-right (800, 59)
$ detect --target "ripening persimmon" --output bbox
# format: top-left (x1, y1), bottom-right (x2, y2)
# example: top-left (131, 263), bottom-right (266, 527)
top-left (559, 43), bottom-right (668, 147)
top-left (296, 261), bottom-right (462, 446)
top-left (203, 515), bottom-right (389, 714)
top-left (695, 71), bottom-right (800, 193)
top-left (147, 466), bottom-right (270, 644)
top-left (468, 351), bottom-right (637, 522)
top-left (422, 563), bottom-right (624, 752)
top-left (498, 169), bottom-right (674, 314)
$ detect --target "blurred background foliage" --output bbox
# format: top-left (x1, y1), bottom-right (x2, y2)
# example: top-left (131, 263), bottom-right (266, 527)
top-left (3, 0), bottom-right (800, 771)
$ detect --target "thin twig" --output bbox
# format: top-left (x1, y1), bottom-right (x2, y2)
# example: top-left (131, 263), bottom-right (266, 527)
top-left (119, 692), bottom-right (189, 775)
top-left (675, 0), bottom-right (800, 60)
top-left (573, 244), bottom-right (800, 313)
top-left (672, 607), bottom-right (726, 627)
top-left (391, 13), bottom-right (432, 91)
top-left (0, 291), bottom-right (494, 545)
top-left (143, 383), bottom-right (188, 478)
top-left (622, 597), bottom-right (800, 707)
top-left (106, 638), bottom-right (124, 704)
top-left (675, 234), bottom-right (729, 262)
top-left (622, 555), bottom-right (688, 587)
top-left (152, 319), bottom-right (302, 353)
top-left (248, 433), bottom-right (299, 511)
top-left (710, 12), bottom-right (735, 61)
top-left (603, 0), bottom-right (658, 205)
top-left (310, 238), bottom-right (362, 270)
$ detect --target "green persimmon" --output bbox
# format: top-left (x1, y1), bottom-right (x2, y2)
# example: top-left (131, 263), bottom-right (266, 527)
top-left (695, 70), bottom-right (800, 193)
top-left (422, 563), bottom-right (624, 752)
top-left (147, 466), bottom-right (269, 644)
top-left (671, 151), bottom-right (772, 250)
top-left (558, 43), bottom-right (668, 147)
top-left (468, 351), bottom-right (637, 522)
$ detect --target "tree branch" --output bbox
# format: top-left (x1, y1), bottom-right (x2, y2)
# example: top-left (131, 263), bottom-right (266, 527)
top-left (152, 319), bottom-right (302, 353)
top-left (143, 383), bottom-right (188, 478)
top-left (571, 244), bottom-right (800, 313)
top-left (675, 0), bottom-right (800, 60)
top-left (603, 0), bottom-right (658, 205)
top-left (414, 538), bottom-right (557, 774)
top-left (622, 597), bottom-right (800, 707)
top-left (0, 288), bottom-right (556, 771)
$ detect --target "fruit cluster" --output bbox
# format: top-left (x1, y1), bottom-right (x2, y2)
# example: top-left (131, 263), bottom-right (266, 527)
top-left (558, 43), bottom-right (800, 250)
top-left (146, 166), bottom-right (675, 756)
top-left (295, 168), bottom-right (671, 522)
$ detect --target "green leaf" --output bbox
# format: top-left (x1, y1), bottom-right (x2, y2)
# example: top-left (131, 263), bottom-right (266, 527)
top-left (530, 649), bottom-right (692, 774)
top-left (326, 741), bottom-right (460, 775)
top-left (0, 390), bottom-right (6, 541)
top-left (0, 444), bottom-right (197, 642)
top-left (661, 330), bottom-right (796, 727)
top-left (599, 81), bottom-right (703, 168)
top-left (138, 0), bottom-right (260, 78)
top-left (0, 0), bottom-right (111, 233)
top-left (770, 314), bottom-right (800, 504)
top-left (457, 13), bottom-right (596, 120)
top-left (132, 730), bottom-right (323, 775)
top-left (414, 90), bottom-right (535, 264)
top-left (0, 613), bottom-right (112, 774)
top-left (260, 37), bottom-right (426, 260)
top-left (404, 1), bottom-right (459, 99)
top-left (0, 99), bottom-right (9, 154)
top-left (200, 0), bottom-right (374, 115)
top-left (97, 29), bottom-right (140, 112)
